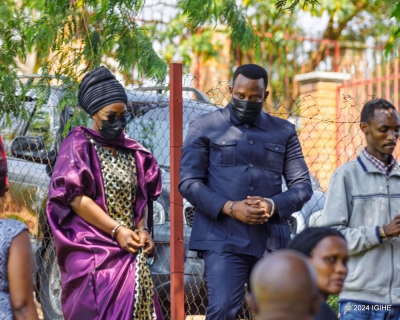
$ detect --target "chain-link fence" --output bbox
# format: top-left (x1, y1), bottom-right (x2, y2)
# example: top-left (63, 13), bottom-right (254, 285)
top-left (1, 69), bottom-right (395, 319)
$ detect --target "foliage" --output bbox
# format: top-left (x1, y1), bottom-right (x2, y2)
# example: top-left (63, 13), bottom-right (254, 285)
top-left (177, 0), bottom-right (260, 59)
top-left (162, 0), bottom-right (396, 112)
top-left (0, 1), bottom-right (28, 117)
top-left (275, 0), bottom-right (319, 11)
top-left (0, 0), bottom-right (167, 120)
top-left (327, 294), bottom-right (339, 316)
top-left (278, 0), bottom-right (397, 45)
top-left (305, 0), bottom-right (392, 43)
top-left (23, 0), bottom-right (167, 82)
top-left (147, 15), bottom-right (225, 72)
top-left (172, 0), bottom-right (395, 70)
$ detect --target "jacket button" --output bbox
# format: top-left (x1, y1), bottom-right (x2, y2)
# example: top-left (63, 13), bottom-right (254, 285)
top-left (245, 124), bottom-right (249, 129)
top-left (249, 140), bottom-right (253, 145)
top-left (249, 163), bottom-right (254, 168)
top-left (222, 141), bottom-right (226, 145)
top-left (249, 186), bottom-right (254, 191)
top-left (275, 147), bottom-right (278, 151)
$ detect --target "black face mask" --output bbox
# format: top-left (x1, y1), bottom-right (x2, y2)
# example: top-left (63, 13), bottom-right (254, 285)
top-left (231, 97), bottom-right (264, 123)
top-left (99, 119), bottom-right (126, 141)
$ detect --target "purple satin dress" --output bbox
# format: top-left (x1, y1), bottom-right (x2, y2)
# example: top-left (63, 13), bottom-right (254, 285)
top-left (46, 126), bottom-right (164, 320)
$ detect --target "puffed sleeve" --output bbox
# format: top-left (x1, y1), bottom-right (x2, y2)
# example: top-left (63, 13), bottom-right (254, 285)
top-left (144, 153), bottom-right (162, 201)
top-left (48, 131), bottom-right (96, 224)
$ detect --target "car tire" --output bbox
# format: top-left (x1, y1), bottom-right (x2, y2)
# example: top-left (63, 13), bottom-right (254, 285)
top-left (39, 240), bottom-right (64, 320)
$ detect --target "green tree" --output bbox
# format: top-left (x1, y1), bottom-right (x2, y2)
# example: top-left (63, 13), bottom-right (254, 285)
top-left (0, 0), bottom-right (28, 116)
top-left (0, 0), bottom-right (167, 117)
top-left (166, 0), bottom-right (395, 110)
top-left (273, 0), bottom-right (397, 46)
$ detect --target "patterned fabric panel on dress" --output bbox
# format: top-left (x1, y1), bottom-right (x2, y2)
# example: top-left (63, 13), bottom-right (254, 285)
top-left (0, 219), bottom-right (28, 320)
top-left (91, 138), bottom-right (138, 229)
top-left (88, 135), bottom-right (156, 319)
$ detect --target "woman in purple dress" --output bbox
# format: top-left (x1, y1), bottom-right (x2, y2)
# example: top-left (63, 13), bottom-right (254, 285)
top-left (46, 67), bottom-right (163, 320)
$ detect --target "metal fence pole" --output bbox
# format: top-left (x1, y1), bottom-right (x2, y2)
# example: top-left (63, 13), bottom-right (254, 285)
top-left (169, 63), bottom-right (185, 320)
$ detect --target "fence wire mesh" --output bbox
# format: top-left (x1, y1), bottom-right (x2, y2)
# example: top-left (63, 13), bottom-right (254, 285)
top-left (0, 72), bottom-right (397, 320)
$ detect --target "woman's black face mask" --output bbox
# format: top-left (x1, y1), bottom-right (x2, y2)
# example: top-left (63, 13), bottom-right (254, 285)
top-left (99, 118), bottom-right (126, 141)
top-left (230, 97), bottom-right (264, 123)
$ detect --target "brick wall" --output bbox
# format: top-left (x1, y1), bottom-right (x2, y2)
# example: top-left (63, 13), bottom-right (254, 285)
top-left (295, 72), bottom-right (350, 191)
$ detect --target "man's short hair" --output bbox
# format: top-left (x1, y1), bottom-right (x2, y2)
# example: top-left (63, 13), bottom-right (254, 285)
top-left (233, 64), bottom-right (268, 89)
top-left (360, 99), bottom-right (397, 123)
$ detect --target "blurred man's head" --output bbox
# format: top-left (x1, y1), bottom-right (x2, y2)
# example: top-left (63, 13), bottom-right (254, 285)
top-left (360, 99), bottom-right (400, 163)
top-left (247, 250), bottom-right (319, 320)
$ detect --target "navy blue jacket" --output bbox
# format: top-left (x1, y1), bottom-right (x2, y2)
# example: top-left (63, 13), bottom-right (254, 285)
top-left (179, 105), bottom-right (312, 258)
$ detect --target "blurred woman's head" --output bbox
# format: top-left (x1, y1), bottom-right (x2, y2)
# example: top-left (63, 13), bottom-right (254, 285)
top-left (287, 227), bottom-right (349, 299)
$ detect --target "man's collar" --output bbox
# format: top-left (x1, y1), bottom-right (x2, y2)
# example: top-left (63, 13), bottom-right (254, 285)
top-left (222, 103), bottom-right (268, 131)
top-left (363, 148), bottom-right (395, 168)
top-left (359, 150), bottom-right (400, 176)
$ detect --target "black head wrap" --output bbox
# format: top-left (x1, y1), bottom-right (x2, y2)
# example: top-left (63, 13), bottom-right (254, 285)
top-left (287, 227), bottom-right (346, 257)
top-left (78, 66), bottom-right (127, 115)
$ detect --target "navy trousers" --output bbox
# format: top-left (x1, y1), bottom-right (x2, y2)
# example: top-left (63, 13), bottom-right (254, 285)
top-left (202, 251), bottom-right (259, 320)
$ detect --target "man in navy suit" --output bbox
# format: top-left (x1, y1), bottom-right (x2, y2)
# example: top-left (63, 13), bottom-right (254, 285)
top-left (179, 64), bottom-right (312, 319)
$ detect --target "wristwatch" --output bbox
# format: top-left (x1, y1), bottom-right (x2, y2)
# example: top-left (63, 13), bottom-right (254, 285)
top-left (263, 198), bottom-right (275, 216)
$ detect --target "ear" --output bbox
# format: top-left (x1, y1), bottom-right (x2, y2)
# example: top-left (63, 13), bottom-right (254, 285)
top-left (229, 86), bottom-right (233, 95)
top-left (360, 122), bottom-right (369, 135)
top-left (245, 292), bottom-right (258, 315)
top-left (264, 90), bottom-right (269, 100)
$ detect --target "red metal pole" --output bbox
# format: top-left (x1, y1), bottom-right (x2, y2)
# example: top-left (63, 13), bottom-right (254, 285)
top-left (377, 62), bottom-right (382, 98)
top-left (336, 85), bottom-right (343, 169)
top-left (169, 63), bottom-right (185, 320)
top-left (334, 42), bottom-right (340, 72)
top-left (235, 46), bottom-right (241, 67)
top-left (394, 59), bottom-right (399, 107)
top-left (386, 62), bottom-right (390, 101)
top-left (368, 68), bottom-right (373, 98)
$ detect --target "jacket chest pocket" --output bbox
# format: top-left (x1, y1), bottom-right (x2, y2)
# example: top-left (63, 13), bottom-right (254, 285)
top-left (265, 143), bottom-right (285, 172)
top-left (210, 139), bottom-right (237, 166)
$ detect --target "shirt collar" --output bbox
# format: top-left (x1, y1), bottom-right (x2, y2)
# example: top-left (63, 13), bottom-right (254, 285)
top-left (363, 148), bottom-right (396, 176)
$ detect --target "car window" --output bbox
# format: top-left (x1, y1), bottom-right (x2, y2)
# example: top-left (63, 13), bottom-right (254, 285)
top-left (0, 101), bottom-right (35, 153)
top-left (24, 91), bottom-right (63, 151)
top-left (127, 107), bottom-right (181, 167)
top-left (126, 102), bottom-right (219, 167)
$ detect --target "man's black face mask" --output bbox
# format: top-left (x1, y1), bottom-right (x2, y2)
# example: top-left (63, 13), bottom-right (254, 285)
top-left (231, 97), bottom-right (264, 123)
